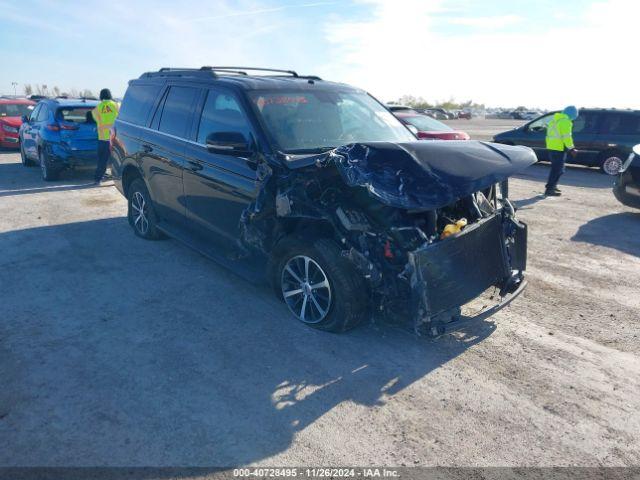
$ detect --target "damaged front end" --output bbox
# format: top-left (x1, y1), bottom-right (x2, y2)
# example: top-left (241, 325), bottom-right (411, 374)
top-left (245, 140), bottom-right (536, 336)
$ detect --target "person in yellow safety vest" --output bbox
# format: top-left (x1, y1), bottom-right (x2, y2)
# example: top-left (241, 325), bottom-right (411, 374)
top-left (91, 88), bottom-right (119, 185)
top-left (544, 105), bottom-right (578, 196)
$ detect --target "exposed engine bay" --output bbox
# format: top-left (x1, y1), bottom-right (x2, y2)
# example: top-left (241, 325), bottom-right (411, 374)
top-left (241, 140), bottom-right (536, 336)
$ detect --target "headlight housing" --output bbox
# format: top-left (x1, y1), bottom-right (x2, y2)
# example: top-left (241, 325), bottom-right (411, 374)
top-left (1, 124), bottom-right (18, 133)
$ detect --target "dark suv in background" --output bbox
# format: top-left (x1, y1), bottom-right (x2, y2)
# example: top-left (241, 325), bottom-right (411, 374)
top-left (493, 109), bottom-right (640, 175)
top-left (111, 66), bottom-right (534, 336)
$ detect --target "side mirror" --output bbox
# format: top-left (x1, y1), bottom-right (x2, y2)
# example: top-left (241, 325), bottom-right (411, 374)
top-left (21, 115), bottom-right (29, 123)
top-left (633, 144), bottom-right (640, 156)
top-left (206, 131), bottom-right (253, 156)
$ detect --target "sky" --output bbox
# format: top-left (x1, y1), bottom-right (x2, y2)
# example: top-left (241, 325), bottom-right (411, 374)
top-left (0, 0), bottom-right (638, 109)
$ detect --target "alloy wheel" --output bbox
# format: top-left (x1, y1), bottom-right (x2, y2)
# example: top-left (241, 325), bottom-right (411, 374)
top-left (131, 191), bottom-right (149, 235)
top-left (603, 156), bottom-right (623, 176)
top-left (281, 255), bottom-right (332, 324)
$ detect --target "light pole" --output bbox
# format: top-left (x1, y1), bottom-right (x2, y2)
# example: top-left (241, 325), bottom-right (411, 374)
top-left (11, 82), bottom-right (17, 96)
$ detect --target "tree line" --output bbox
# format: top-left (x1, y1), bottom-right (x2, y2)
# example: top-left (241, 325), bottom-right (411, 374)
top-left (391, 95), bottom-right (485, 111)
top-left (23, 84), bottom-right (95, 98)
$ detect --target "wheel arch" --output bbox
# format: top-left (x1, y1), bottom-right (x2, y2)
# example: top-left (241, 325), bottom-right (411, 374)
top-left (121, 163), bottom-right (145, 199)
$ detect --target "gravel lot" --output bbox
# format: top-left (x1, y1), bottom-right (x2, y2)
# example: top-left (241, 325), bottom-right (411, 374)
top-left (1, 123), bottom-right (639, 467)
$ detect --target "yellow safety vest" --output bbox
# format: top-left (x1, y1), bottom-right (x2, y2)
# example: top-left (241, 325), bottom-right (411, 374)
top-left (545, 112), bottom-right (574, 151)
top-left (92, 100), bottom-right (119, 141)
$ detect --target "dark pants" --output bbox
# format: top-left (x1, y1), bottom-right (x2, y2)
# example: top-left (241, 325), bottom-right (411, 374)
top-left (95, 140), bottom-right (110, 182)
top-left (545, 150), bottom-right (567, 191)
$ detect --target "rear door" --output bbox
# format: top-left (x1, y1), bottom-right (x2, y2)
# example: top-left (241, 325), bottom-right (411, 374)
top-left (182, 87), bottom-right (258, 251)
top-left (569, 110), bottom-right (601, 165)
top-left (142, 85), bottom-right (200, 227)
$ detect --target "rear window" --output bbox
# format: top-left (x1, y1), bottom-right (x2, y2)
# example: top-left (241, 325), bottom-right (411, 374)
top-left (119, 84), bottom-right (162, 126)
top-left (57, 107), bottom-right (93, 123)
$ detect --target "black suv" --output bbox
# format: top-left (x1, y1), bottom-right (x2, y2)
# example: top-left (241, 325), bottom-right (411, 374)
top-left (493, 109), bottom-right (640, 175)
top-left (111, 66), bottom-right (534, 336)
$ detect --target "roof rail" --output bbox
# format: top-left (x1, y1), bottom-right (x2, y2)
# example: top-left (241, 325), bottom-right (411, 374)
top-left (204, 66), bottom-right (299, 77)
top-left (140, 66), bottom-right (321, 81)
top-left (140, 67), bottom-right (217, 79)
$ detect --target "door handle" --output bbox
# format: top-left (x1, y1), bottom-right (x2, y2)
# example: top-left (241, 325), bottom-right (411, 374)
top-left (142, 144), bottom-right (153, 153)
top-left (187, 160), bottom-right (203, 172)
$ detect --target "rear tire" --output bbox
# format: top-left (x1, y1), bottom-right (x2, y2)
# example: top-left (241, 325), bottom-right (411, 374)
top-left (39, 149), bottom-right (59, 181)
top-left (127, 178), bottom-right (164, 240)
top-left (599, 151), bottom-right (624, 176)
top-left (274, 237), bottom-right (368, 333)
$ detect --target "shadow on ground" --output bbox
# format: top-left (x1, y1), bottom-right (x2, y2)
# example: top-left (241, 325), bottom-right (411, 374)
top-left (0, 212), bottom-right (495, 467)
top-left (514, 162), bottom-right (615, 190)
top-left (571, 211), bottom-right (640, 257)
top-left (0, 157), bottom-right (100, 197)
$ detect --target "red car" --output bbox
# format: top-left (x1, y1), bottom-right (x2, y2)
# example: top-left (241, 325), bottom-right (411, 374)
top-left (395, 111), bottom-right (470, 140)
top-left (0, 98), bottom-right (36, 148)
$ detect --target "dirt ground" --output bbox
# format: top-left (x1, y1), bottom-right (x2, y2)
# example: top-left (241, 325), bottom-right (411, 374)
top-left (1, 124), bottom-right (639, 467)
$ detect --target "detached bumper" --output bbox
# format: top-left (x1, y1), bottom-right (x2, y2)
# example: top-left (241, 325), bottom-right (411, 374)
top-left (408, 212), bottom-right (527, 336)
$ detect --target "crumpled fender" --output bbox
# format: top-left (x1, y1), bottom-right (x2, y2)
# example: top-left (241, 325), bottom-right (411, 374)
top-left (331, 141), bottom-right (536, 210)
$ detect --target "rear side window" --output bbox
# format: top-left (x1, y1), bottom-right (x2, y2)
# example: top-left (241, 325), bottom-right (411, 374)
top-left (158, 86), bottom-right (199, 138)
top-left (196, 89), bottom-right (252, 144)
top-left (600, 113), bottom-right (640, 135)
top-left (119, 84), bottom-right (162, 126)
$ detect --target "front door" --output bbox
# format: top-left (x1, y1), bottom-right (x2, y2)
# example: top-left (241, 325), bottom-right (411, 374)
top-left (182, 88), bottom-right (258, 252)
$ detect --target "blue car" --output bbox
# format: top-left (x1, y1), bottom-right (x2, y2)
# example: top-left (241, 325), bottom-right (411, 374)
top-left (19, 98), bottom-right (100, 180)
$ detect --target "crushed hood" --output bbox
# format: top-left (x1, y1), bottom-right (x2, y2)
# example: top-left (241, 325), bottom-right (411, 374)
top-left (331, 141), bottom-right (536, 210)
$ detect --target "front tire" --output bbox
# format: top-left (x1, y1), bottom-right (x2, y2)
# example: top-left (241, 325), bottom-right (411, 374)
top-left (20, 143), bottom-right (34, 166)
top-left (127, 178), bottom-right (163, 240)
top-left (275, 238), bottom-right (368, 332)
top-left (39, 149), bottom-right (59, 181)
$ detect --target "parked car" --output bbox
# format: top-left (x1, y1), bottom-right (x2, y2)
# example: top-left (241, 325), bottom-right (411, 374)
top-left (111, 66), bottom-right (534, 336)
top-left (613, 144), bottom-right (640, 208)
top-left (394, 111), bottom-right (470, 140)
top-left (18, 98), bottom-right (99, 180)
top-left (0, 98), bottom-right (35, 148)
top-left (493, 109), bottom-right (640, 175)
top-left (457, 110), bottom-right (472, 120)
top-left (386, 105), bottom-right (415, 112)
top-left (423, 108), bottom-right (450, 120)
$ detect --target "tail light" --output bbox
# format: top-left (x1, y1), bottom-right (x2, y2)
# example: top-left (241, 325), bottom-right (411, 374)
top-left (47, 123), bottom-right (79, 131)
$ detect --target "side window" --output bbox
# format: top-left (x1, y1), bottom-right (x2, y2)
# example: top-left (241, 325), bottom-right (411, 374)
top-left (29, 104), bottom-right (41, 121)
top-left (36, 105), bottom-right (49, 122)
top-left (196, 89), bottom-right (253, 145)
top-left (119, 84), bottom-right (163, 126)
top-left (158, 86), bottom-right (199, 138)
top-left (600, 113), bottom-right (640, 135)
top-left (573, 112), bottom-right (598, 134)
top-left (528, 113), bottom-right (553, 132)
